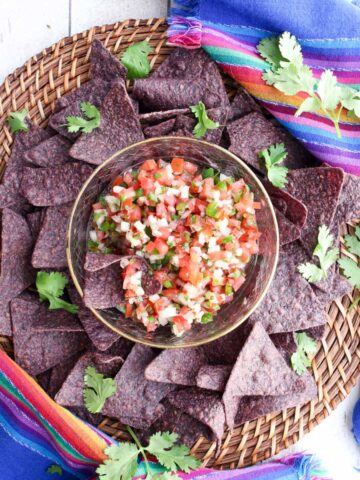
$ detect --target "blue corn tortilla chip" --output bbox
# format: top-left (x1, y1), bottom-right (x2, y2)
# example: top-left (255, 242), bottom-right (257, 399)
top-left (89, 39), bottom-right (127, 82)
top-left (103, 344), bottom-right (176, 429)
top-left (145, 347), bottom-right (207, 386)
top-left (136, 399), bottom-right (212, 448)
top-left (26, 210), bottom-right (45, 240)
top-left (133, 48), bottom-right (229, 111)
top-left (167, 388), bottom-right (225, 444)
top-left (55, 351), bottom-right (123, 407)
top-left (144, 118), bottom-right (177, 138)
top-left (249, 243), bottom-right (327, 334)
top-left (11, 292), bottom-right (89, 376)
top-left (84, 252), bottom-right (122, 272)
top-left (196, 364), bottom-right (232, 392)
top-left (234, 373), bottom-right (317, 426)
top-left (275, 208), bottom-right (301, 246)
top-left (83, 262), bottom-right (124, 309)
top-left (140, 108), bottom-right (189, 124)
top-left (20, 162), bottom-right (93, 206)
top-left (54, 78), bottom-right (110, 112)
top-left (1, 124), bottom-right (53, 210)
top-left (228, 87), bottom-right (261, 123)
top-left (285, 166), bottom-right (344, 254)
top-left (223, 323), bottom-right (306, 429)
top-left (0, 208), bottom-right (36, 335)
top-left (228, 112), bottom-right (318, 174)
top-left (51, 79), bottom-right (110, 136)
top-left (37, 352), bottom-right (82, 398)
top-left (69, 80), bottom-right (144, 165)
top-left (24, 134), bottom-right (73, 167)
top-left (31, 203), bottom-right (72, 269)
top-left (67, 284), bottom-right (120, 352)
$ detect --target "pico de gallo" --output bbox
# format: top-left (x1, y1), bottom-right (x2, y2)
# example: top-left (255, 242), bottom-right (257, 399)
top-left (88, 158), bottom-right (261, 336)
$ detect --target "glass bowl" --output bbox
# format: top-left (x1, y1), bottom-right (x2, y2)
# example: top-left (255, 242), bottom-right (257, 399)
top-left (66, 137), bottom-right (279, 348)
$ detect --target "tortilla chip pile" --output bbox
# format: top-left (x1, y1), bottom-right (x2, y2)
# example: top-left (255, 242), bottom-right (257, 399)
top-left (1, 40), bottom-right (359, 447)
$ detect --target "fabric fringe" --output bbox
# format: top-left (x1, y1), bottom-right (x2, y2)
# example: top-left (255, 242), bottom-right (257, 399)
top-left (279, 453), bottom-right (331, 480)
top-left (167, 16), bottom-right (203, 48)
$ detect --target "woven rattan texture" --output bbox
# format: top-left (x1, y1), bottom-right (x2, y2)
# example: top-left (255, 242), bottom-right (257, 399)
top-left (0, 17), bottom-right (359, 470)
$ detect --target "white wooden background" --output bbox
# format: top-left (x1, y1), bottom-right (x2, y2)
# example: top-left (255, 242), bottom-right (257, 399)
top-left (0, 1), bottom-right (359, 478)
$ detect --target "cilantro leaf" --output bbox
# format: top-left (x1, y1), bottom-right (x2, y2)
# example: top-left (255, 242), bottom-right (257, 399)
top-left (47, 464), bottom-right (63, 475)
top-left (338, 257), bottom-right (360, 288)
top-left (258, 143), bottom-right (288, 188)
top-left (146, 432), bottom-right (201, 473)
top-left (257, 31), bottom-right (360, 138)
top-left (190, 101), bottom-right (220, 139)
top-left (36, 271), bottom-right (78, 314)
top-left (291, 332), bottom-right (317, 375)
top-left (96, 443), bottom-right (139, 480)
top-left (65, 102), bottom-right (101, 134)
top-left (83, 366), bottom-right (116, 414)
top-left (7, 109), bottom-right (29, 134)
top-left (298, 225), bottom-right (339, 283)
top-left (155, 473), bottom-right (182, 480)
top-left (344, 227), bottom-right (360, 257)
top-left (121, 40), bottom-right (153, 80)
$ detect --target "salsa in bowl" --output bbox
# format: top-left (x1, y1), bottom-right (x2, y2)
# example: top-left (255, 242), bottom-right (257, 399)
top-left (67, 137), bottom-right (279, 348)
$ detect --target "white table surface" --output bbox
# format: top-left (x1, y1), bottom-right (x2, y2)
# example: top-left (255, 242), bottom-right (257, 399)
top-left (0, 1), bottom-right (359, 478)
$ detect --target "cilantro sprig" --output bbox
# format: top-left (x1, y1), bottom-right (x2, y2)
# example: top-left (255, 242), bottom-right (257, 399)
top-left (65, 102), bottom-right (101, 134)
top-left (83, 366), bottom-right (116, 414)
top-left (291, 332), bottom-right (318, 375)
top-left (190, 101), bottom-right (220, 139)
top-left (338, 227), bottom-right (360, 308)
top-left (258, 143), bottom-right (288, 188)
top-left (121, 40), bottom-right (153, 80)
top-left (97, 427), bottom-right (200, 480)
top-left (298, 225), bottom-right (339, 283)
top-left (7, 109), bottom-right (29, 134)
top-left (47, 464), bottom-right (63, 475)
top-left (257, 32), bottom-right (360, 138)
top-left (36, 271), bottom-right (78, 314)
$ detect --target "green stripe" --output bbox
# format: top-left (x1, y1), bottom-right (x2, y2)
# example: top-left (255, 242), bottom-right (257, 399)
top-left (203, 45), bottom-right (264, 69)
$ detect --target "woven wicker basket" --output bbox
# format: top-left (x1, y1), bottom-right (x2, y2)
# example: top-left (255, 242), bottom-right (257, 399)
top-left (0, 17), bottom-right (359, 470)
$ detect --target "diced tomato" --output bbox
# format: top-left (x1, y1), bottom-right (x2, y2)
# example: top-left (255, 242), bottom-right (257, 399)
top-left (112, 176), bottom-right (124, 187)
top-left (156, 202), bottom-right (167, 217)
top-left (162, 288), bottom-right (179, 299)
top-left (172, 315), bottom-right (191, 333)
top-left (194, 199), bottom-right (206, 215)
top-left (171, 157), bottom-right (184, 174)
top-left (154, 168), bottom-right (172, 186)
top-left (189, 270), bottom-right (203, 285)
top-left (178, 252), bottom-right (190, 267)
top-left (153, 270), bottom-right (169, 283)
top-left (154, 238), bottom-right (169, 256)
top-left (125, 289), bottom-right (136, 298)
top-left (92, 202), bottom-right (103, 210)
top-left (200, 178), bottom-right (214, 199)
top-left (153, 298), bottom-right (170, 314)
top-left (158, 227), bottom-right (171, 240)
top-left (147, 322), bottom-right (157, 333)
top-left (253, 201), bottom-right (262, 209)
top-left (145, 241), bottom-right (156, 254)
top-left (208, 251), bottom-right (226, 261)
top-left (231, 276), bottom-right (245, 291)
top-left (231, 179), bottom-right (245, 192)
top-left (179, 267), bottom-right (190, 282)
top-left (164, 194), bottom-right (176, 207)
top-left (139, 176), bottom-right (153, 191)
top-left (128, 205), bottom-right (141, 222)
top-left (123, 172), bottom-right (133, 186)
top-left (122, 198), bottom-right (133, 210)
top-left (183, 161), bottom-right (198, 174)
top-left (125, 303), bottom-right (133, 318)
top-left (140, 159), bottom-right (157, 171)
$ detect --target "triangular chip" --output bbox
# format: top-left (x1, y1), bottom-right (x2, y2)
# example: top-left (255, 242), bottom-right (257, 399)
top-left (38, 352), bottom-right (81, 398)
top-left (145, 347), bottom-right (207, 386)
top-left (102, 345), bottom-right (175, 429)
top-left (11, 293), bottom-right (88, 376)
top-left (133, 48), bottom-right (229, 111)
top-left (69, 80), bottom-right (144, 165)
top-left (250, 244), bottom-right (327, 334)
top-left (67, 284), bottom-right (119, 351)
top-left (31, 203), bottom-right (72, 269)
top-left (196, 364), bottom-right (232, 392)
top-left (144, 118), bottom-right (177, 138)
top-left (0, 209), bottom-right (35, 335)
top-left (24, 134), bottom-right (72, 167)
top-left (228, 112), bottom-right (317, 174)
top-left (89, 39), bottom-right (127, 82)
top-left (50, 79), bottom-right (110, 137)
top-left (275, 208), bottom-right (301, 246)
top-left (285, 166), bottom-right (344, 253)
top-left (167, 388), bottom-right (225, 443)
top-left (55, 351), bottom-right (123, 407)
top-left (228, 86), bottom-right (260, 123)
top-left (20, 162), bottom-right (93, 206)
top-left (84, 252), bottom-right (123, 272)
top-left (83, 262), bottom-right (124, 309)
top-left (223, 323), bottom-right (305, 428)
